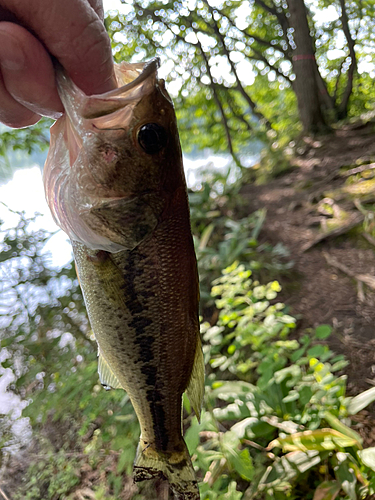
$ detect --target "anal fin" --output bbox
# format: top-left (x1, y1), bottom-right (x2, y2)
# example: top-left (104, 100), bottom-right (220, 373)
top-left (185, 335), bottom-right (205, 422)
top-left (98, 351), bottom-right (123, 390)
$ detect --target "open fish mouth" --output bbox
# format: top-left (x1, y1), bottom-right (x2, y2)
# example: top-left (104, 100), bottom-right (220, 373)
top-left (56, 58), bottom-right (164, 125)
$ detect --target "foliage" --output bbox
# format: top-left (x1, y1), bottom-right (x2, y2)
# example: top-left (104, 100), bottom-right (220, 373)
top-left (187, 263), bottom-right (375, 499)
top-left (0, 118), bottom-right (51, 182)
top-left (189, 173), bottom-right (292, 305)
top-left (2, 208), bottom-right (375, 499)
top-left (106, 0), bottom-right (375, 147)
top-left (2, 1), bottom-right (375, 180)
top-left (15, 450), bottom-right (81, 500)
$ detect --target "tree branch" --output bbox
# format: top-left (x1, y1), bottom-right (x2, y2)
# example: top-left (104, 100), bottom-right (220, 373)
top-left (337, 0), bottom-right (357, 118)
top-left (226, 93), bottom-right (253, 132)
top-left (209, 4), bottom-right (290, 59)
top-left (254, 0), bottom-right (292, 52)
top-left (201, 0), bottom-right (271, 128)
top-left (250, 47), bottom-right (292, 84)
top-left (196, 38), bottom-right (240, 164)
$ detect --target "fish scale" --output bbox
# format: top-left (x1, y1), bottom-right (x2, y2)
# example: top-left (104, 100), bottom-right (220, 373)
top-left (44, 59), bottom-right (204, 499)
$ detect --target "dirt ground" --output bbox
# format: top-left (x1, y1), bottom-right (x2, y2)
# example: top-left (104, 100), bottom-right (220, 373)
top-left (241, 122), bottom-right (375, 401)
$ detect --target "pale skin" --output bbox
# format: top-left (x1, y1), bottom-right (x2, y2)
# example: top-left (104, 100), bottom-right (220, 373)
top-left (0, 0), bottom-right (116, 128)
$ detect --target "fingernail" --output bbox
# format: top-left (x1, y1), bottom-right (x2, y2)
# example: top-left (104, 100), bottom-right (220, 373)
top-left (0, 30), bottom-right (25, 71)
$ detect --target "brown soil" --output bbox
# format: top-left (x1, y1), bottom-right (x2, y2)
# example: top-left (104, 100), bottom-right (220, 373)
top-left (241, 122), bottom-right (375, 398)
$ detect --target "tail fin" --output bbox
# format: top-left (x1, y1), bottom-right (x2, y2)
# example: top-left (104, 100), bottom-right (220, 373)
top-left (133, 438), bottom-right (199, 500)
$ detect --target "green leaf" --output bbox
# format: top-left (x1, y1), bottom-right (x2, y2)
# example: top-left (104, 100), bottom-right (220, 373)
top-left (331, 359), bottom-right (349, 372)
top-left (291, 347), bottom-right (306, 362)
top-left (274, 364), bottom-right (301, 384)
top-left (299, 385), bottom-right (313, 406)
top-left (228, 447), bottom-right (254, 481)
top-left (313, 480), bottom-right (341, 500)
top-left (323, 412), bottom-right (363, 447)
top-left (307, 345), bottom-right (326, 358)
top-left (221, 431), bottom-right (254, 481)
top-left (286, 449), bottom-right (321, 473)
top-left (357, 447), bottom-right (375, 471)
top-left (268, 429), bottom-right (360, 452)
top-left (347, 387), bottom-right (375, 415)
top-left (334, 458), bottom-right (357, 500)
top-left (315, 325), bottom-right (332, 339)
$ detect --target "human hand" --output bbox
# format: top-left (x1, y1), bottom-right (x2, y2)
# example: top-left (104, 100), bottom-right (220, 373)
top-left (0, 0), bottom-right (116, 128)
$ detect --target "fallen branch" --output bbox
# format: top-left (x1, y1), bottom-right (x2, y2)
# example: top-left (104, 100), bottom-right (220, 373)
top-left (301, 213), bottom-right (364, 252)
top-left (341, 162), bottom-right (375, 177)
top-left (357, 280), bottom-right (365, 303)
top-left (323, 251), bottom-right (375, 291)
top-left (0, 487), bottom-right (10, 500)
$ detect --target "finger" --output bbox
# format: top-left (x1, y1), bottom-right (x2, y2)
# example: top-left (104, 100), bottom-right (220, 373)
top-left (0, 0), bottom-right (116, 95)
top-left (0, 70), bottom-right (40, 128)
top-left (0, 22), bottom-right (64, 120)
top-left (87, 0), bottom-right (104, 21)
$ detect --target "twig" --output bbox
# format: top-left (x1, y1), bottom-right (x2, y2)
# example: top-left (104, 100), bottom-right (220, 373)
top-left (323, 251), bottom-right (375, 290)
top-left (242, 439), bottom-right (268, 452)
top-left (362, 232), bottom-right (375, 247)
top-left (301, 213), bottom-right (364, 252)
top-left (306, 169), bottom-right (342, 202)
top-left (341, 163), bottom-right (375, 177)
top-left (357, 280), bottom-right (365, 303)
top-left (0, 487), bottom-right (10, 500)
top-left (354, 198), bottom-right (368, 216)
top-left (74, 489), bottom-right (96, 500)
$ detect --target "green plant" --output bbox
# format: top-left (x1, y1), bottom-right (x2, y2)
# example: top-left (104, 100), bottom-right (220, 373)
top-left (189, 176), bottom-right (292, 305)
top-left (185, 263), bottom-right (375, 500)
top-left (14, 449), bottom-right (80, 500)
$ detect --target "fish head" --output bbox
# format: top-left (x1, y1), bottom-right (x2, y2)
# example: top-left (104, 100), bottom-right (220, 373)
top-left (44, 60), bottom-right (185, 252)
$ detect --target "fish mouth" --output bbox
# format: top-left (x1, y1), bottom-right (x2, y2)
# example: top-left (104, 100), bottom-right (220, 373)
top-left (81, 58), bottom-right (162, 120)
top-left (109, 58), bottom-right (160, 98)
top-left (55, 58), bottom-right (163, 124)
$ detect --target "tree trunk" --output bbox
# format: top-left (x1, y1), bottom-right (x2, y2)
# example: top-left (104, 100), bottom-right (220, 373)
top-left (337, 0), bottom-right (357, 119)
top-left (286, 0), bottom-right (327, 134)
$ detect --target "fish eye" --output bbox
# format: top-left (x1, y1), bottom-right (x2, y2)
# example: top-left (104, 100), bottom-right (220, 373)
top-left (137, 123), bottom-right (167, 154)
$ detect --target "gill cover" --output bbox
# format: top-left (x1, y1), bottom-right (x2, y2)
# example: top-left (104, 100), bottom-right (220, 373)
top-left (43, 59), bottom-right (161, 253)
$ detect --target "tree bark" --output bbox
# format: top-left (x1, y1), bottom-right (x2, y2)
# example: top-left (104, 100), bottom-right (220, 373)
top-left (337, 0), bottom-right (357, 119)
top-left (286, 0), bottom-right (327, 134)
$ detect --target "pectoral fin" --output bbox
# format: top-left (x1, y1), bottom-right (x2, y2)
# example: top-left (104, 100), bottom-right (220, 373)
top-left (98, 351), bottom-right (123, 390)
top-left (83, 194), bottom-right (165, 251)
top-left (185, 336), bottom-right (205, 422)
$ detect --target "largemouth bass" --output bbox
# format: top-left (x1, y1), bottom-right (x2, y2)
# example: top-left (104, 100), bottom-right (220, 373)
top-left (43, 59), bottom-right (204, 499)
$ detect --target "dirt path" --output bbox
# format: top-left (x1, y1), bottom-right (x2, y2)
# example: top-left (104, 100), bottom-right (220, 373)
top-left (242, 123), bottom-right (375, 394)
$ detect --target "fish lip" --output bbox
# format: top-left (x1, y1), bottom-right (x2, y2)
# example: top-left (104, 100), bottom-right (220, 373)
top-left (55, 58), bottom-right (161, 123)
top-left (102, 58), bottom-right (160, 99)
top-left (81, 58), bottom-right (160, 120)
